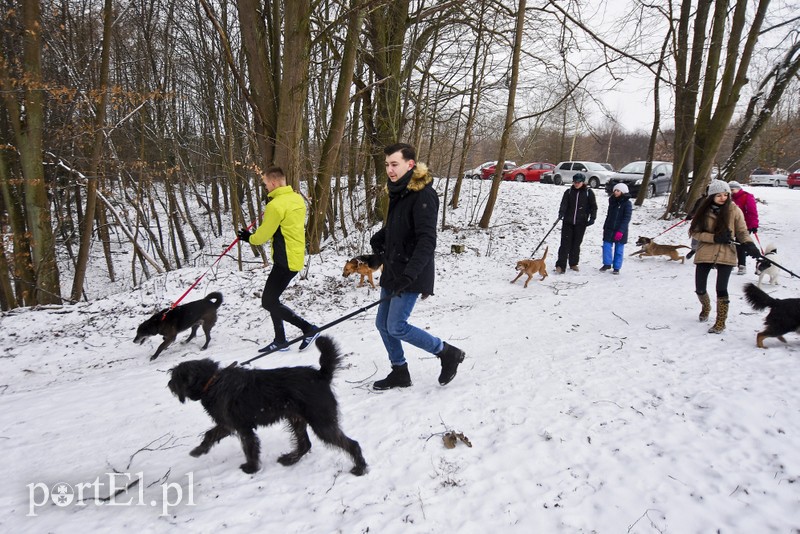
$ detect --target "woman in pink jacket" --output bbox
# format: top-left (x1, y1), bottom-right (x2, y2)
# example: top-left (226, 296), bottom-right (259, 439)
top-left (729, 181), bottom-right (759, 275)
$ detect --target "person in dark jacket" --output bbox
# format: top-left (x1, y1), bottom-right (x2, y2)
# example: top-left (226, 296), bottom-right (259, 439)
top-left (600, 183), bottom-right (633, 274)
top-left (555, 173), bottom-right (597, 273)
top-left (369, 143), bottom-right (465, 390)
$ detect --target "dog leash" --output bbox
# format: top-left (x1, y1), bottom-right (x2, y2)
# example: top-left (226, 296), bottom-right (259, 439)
top-left (240, 295), bottom-right (392, 366)
top-left (733, 241), bottom-right (799, 279)
top-left (752, 231), bottom-right (764, 254)
top-left (163, 219), bottom-right (258, 319)
top-left (530, 217), bottom-right (561, 258)
top-left (652, 218), bottom-right (688, 239)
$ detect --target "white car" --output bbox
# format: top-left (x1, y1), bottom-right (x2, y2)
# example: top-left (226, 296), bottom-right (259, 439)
top-left (749, 168), bottom-right (788, 187)
top-left (464, 161), bottom-right (496, 180)
top-left (550, 161), bottom-right (615, 189)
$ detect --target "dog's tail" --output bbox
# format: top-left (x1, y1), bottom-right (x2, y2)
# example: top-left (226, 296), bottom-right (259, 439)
top-left (205, 292), bottom-right (224, 308)
top-left (744, 283), bottom-right (776, 311)
top-left (541, 246), bottom-right (548, 260)
top-left (315, 335), bottom-right (341, 383)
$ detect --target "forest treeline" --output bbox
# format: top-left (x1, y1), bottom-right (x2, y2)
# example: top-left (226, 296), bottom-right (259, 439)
top-left (1, 0), bottom-right (798, 309)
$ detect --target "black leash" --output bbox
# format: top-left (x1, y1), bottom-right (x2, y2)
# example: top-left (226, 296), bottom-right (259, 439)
top-left (240, 296), bottom-right (391, 366)
top-left (733, 241), bottom-right (799, 279)
top-left (530, 217), bottom-right (561, 258)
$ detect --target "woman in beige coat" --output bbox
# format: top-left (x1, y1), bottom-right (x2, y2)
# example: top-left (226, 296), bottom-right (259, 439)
top-left (689, 180), bottom-right (760, 333)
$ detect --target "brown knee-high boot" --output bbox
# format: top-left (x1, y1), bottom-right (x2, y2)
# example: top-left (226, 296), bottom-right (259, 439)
top-left (697, 292), bottom-right (711, 322)
top-left (708, 298), bottom-right (729, 334)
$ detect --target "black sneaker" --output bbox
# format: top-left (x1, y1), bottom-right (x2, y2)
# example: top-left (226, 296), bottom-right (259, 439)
top-left (258, 340), bottom-right (290, 353)
top-left (373, 364), bottom-right (412, 390)
top-left (298, 329), bottom-right (320, 351)
top-left (437, 342), bottom-right (465, 386)
top-left (600, 265), bottom-right (611, 272)
top-left (612, 269), bottom-right (620, 275)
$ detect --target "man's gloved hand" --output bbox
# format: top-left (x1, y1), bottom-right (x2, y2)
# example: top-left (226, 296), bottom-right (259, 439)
top-left (748, 227), bottom-right (758, 234)
top-left (238, 228), bottom-right (252, 243)
top-left (393, 275), bottom-right (413, 296)
top-left (613, 231), bottom-right (623, 242)
top-left (744, 241), bottom-right (761, 258)
top-left (586, 218), bottom-right (595, 226)
top-left (713, 230), bottom-right (732, 244)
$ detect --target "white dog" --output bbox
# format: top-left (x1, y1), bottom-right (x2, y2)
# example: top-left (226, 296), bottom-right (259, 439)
top-left (755, 244), bottom-right (780, 288)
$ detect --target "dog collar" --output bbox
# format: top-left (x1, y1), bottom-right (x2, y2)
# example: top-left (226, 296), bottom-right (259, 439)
top-left (202, 373), bottom-right (220, 394)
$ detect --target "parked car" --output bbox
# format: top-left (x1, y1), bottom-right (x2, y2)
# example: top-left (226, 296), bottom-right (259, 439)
top-left (550, 161), bottom-right (614, 188)
top-left (788, 170), bottom-right (800, 189)
top-left (464, 161), bottom-right (497, 180)
top-left (749, 168), bottom-right (788, 187)
top-left (540, 171), bottom-right (555, 184)
top-left (502, 162), bottom-right (555, 182)
top-left (479, 161), bottom-right (518, 180)
top-left (600, 163), bottom-right (614, 172)
top-left (605, 161), bottom-right (674, 198)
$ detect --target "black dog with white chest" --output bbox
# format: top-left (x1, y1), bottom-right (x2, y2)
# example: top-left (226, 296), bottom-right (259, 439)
top-left (168, 336), bottom-right (367, 476)
top-left (134, 292), bottom-right (223, 361)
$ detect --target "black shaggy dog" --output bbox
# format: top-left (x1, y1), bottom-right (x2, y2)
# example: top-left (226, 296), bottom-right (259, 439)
top-left (135, 292), bottom-right (223, 360)
top-left (744, 283), bottom-right (800, 348)
top-left (168, 336), bottom-right (367, 476)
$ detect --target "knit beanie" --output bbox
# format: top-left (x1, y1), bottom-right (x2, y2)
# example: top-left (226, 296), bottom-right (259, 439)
top-left (728, 181), bottom-right (742, 190)
top-left (613, 183), bottom-right (629, 194)
top-left (706, 180), bottom-right (731, 196)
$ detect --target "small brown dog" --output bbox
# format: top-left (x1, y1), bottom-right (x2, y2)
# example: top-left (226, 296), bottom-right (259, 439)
top-left (511, 247), bottom-right (548, 288)
top-left (630, 236), bottom-right (689, 263)
top-left (343, 254), bottom-right (383, 289)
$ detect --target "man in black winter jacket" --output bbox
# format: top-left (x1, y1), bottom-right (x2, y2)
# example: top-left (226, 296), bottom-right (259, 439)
top-left (369, 143), bottom-right (465, 390)
top-left (555, 173), bottom-right (598, 273)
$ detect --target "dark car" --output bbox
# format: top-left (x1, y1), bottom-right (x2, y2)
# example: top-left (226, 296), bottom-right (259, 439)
top-left (502, 162), bottom-right (555, 182)
top-left (605, 161), bottom-right (674, 198)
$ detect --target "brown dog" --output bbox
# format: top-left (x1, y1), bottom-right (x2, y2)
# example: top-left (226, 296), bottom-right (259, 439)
top-left (511, 247), bottom-right (548, 288)
top-left (630, 237), bottom-right (689, 263)
top-left (343, 254), bottom-right (383, 289)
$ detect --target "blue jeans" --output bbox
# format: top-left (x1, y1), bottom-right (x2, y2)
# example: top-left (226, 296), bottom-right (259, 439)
top-left (602, 241), bottom-right (625, 270)
top-left (375, 287), bottom-right (444, 366)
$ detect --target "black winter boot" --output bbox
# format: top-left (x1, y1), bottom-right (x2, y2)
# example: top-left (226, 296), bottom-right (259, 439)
top-left (437, 343), bottom-right (465, 386)
top-left (373, 364), bottom-right (412, 390)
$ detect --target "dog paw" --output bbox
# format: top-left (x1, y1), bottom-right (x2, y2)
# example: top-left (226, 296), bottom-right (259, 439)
top-left (240, 463), bottom-right (259, 474)
top-left (189, 446), bottom-right (207, 457)
top-left (277, 452), bottom-right (302, 466)
top-left (350, 464), bottom-right (367, 476)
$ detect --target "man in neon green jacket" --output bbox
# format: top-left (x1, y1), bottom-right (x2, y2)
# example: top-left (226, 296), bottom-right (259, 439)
top-left (238, 167), bottom-right (318, 352)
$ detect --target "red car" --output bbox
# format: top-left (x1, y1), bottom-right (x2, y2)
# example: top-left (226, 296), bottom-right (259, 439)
top-left (503, 162), bottom-right (555, 182)
top-left (480, 161), bottom-right (517, 180)
top-left (788, 170), bottom-right (800, 189)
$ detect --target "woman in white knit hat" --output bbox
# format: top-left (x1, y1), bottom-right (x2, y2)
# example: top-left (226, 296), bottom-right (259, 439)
top-left (688, 180), bottom-right (760, 333)
top-left (600, 183), bottom-right (632, 274)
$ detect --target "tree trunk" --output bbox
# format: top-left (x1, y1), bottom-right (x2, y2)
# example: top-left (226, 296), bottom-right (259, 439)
top-left (307, 2), bottom-right (363, 253)
top-left (479, 0), bottom-right (526, 229)
top-left (71, 0), bottom-right (114, 302)
top-left (273, 0), bottom-right (312, 188)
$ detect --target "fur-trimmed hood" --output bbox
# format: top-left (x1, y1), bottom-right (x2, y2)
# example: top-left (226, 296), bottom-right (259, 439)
top-left (406, 163), bottom-right (433, 192)
top-left (385, 163), bottom-right (433, 194)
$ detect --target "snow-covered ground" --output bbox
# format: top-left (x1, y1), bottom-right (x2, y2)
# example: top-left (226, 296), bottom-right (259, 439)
top-left (2, 179), bottom-right (799, 533)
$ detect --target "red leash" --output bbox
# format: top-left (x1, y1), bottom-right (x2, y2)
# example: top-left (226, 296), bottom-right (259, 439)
top-left (164, 219), bottom-right (258, 316)
top-left (752, 231), bottom-right (764, 254)
top-left (653, 218), bottom-right (688, 239)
